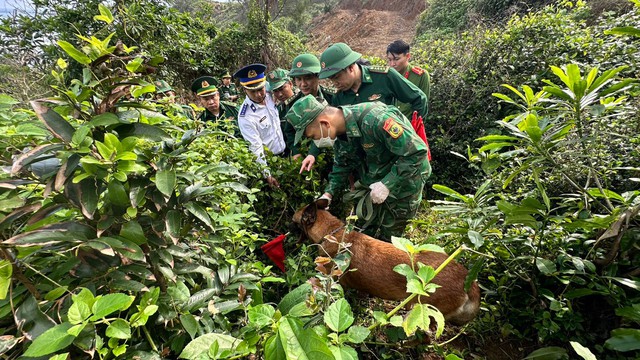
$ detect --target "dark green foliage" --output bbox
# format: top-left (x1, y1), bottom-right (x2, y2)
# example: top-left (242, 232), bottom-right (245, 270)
top-left (412, 1), bottom-right (640, 193)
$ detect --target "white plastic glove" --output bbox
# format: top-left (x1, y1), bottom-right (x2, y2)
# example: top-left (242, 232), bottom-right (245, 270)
top-left (369, 182), bottom-right (390, 204)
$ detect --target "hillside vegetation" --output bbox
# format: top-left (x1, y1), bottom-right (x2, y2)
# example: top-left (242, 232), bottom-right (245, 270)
top-left (0, 0), bottom-right (639, 359)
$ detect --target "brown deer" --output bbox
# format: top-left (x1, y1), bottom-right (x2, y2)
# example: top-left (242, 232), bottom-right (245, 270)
top-left (293, 202), bottom-right (481, 325)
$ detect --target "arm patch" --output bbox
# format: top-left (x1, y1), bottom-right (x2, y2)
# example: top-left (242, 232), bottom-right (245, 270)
top-left (383, 118), bottom-right (403, 139)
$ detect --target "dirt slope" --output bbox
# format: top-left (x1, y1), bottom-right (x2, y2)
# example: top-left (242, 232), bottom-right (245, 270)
top-left (306, 0), bottom-right (426, 58)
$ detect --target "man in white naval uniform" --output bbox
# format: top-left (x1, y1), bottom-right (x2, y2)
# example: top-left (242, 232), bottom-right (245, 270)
top-left (233, 63), bottom-right (286, 187)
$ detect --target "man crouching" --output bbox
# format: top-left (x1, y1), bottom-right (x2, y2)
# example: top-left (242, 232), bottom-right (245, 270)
top-left (286, 95), bottom-right (431, 241)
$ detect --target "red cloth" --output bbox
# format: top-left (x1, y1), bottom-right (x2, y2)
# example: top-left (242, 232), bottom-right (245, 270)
top-left (261, 234), bottom-right (286, 272)
top-left (411, 111), bottom-right (432, 161)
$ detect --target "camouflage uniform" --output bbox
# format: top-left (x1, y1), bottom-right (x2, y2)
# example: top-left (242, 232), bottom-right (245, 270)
top-left (287, 87), bottom-right (335, 158)
top-left (199, 102), bottom-right (242, 138)
top-left (286, 95), bottom-right (431, 240)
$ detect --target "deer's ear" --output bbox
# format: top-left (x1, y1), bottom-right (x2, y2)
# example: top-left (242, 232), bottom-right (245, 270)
top-left (301, 202), bottom-right (317, 227)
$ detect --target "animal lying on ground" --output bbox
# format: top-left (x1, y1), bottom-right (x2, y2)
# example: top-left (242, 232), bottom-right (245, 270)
top-left (292, 202), bottom-right (481, 325)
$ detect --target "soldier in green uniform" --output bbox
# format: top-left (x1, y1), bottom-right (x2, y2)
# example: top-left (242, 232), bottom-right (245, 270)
top-left (386, 40), bottom-right (430, 120)
top-left (318, 42), bottom-right (427, 120)
top-left (218, 72), bottom-right (239, 102)
top-left (153, 80), bottom-right (196, 119)
top-left (267, 68), bottom-right (301, 159)
top-left (286, 95), bottom-right (431, 241)
top-left (190, 76), bottom-right (241, 137)
top-left (288, 53), bottom-right (336, 172)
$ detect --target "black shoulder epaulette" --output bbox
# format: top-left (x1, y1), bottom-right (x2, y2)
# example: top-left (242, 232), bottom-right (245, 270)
top-left (369, 65), bottom-right (390, 74)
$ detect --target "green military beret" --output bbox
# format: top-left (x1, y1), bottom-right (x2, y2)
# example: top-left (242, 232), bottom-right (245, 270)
top-left (154, 80), bottom-right (173, 94)
top-left (190, 76), bottom-right (218, 97)
top-left (289, 53), bottom-right (321, 77)
top-left (319, 43), bottom-right (361, 80)
top-left (286, 94), bottom-right (327, 145)
top-left (267, 68), bottom-right (290, 91)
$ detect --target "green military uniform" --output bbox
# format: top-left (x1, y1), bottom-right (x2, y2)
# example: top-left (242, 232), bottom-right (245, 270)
top-left (318, 43), bottom-right (427, 120)
top-left (268, 68), bottom-right (300, 157)
top-left (218, 84), bottom-right (238, 101)
top-left (286, 86), bottom-right (335, 158)
top-left (153, 79), bottom-right (195, 119)
top-left (218, 72), bottom-right (238, 101)
top-left (287, 95), bottom-right (431, 240)
top-left (396, 64), bottom-right (430, 120)
top-left (199, 102), bottom-right (241, 137)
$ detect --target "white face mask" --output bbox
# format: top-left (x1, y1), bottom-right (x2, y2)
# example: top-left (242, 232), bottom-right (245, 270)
top-left (313, 123), bottom-right (336, 148)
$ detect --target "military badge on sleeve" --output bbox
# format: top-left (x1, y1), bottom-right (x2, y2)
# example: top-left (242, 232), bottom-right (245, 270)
top-left (368, 94), bottom-right (382, 101)
top-left (383, 118), bottom-right (403, 139)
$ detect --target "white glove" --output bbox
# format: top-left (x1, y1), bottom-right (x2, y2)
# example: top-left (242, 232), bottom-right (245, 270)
top-left (369, 182), bottom-right (389, 204)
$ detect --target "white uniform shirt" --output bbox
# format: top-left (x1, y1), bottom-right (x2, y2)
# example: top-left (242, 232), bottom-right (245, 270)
top-left (238, 93), bottom-right (286, 169)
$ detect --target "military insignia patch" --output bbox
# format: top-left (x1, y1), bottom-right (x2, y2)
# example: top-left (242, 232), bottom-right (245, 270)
top-left (202, 80), bottom-right (210, 87)
top-left (248, 70), bottom-right (257, 78)
top-left (297, 61), bottom-right (302, 68)
top-left (363, 143), bottom-right (375, 149)
top-left (411, 67), bottom-right (425, 76)
top-left (240, 104), bottom-right (248, 116)
top-left (383, 118), bottom-right (403, 139)
top-left (250, 104), bottom-right (257, 112)
top-left (368, 94), bottom-right (382, 101)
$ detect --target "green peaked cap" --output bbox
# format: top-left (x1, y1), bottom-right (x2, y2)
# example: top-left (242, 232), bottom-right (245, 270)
top-left (319, 42), bottom-right (361, 79)
top-left (289, 53), bottom-right (321, 77)
top-left (267, 68), bottom-right (290, 90)
top-left (285, 94), bottom-right (327, 145)
top-left (190, 76), bottom-right (218, 96)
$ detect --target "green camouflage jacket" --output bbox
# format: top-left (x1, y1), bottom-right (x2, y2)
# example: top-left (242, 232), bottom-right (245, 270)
top-left (325, 102), bottom-right (431, 198)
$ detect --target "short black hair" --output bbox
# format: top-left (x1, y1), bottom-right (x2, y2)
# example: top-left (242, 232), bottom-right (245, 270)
top-left (386, 40), bottom-right (410, 55)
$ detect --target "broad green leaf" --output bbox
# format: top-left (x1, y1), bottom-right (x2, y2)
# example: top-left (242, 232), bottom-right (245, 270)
top-left (155, 170), bottom-right (176, 198)
top-left (120, 221), bottom-right (146, 245)
top-left (393, 263), bottom-right (415, 278)
top-left (407, 278), bottom-right (428, 295)
top-left (570, 341), bottom-right (596, 360)
top-left (179, 333), bottom-right (240, 359)
top-left (106, 319), bottom-right (131, 339)
top-left (324, 298), bottom-right (354, 332)
top-left (57, 40), bottom-right (91, 64)
top-left (402, 303), bottom-right (444, 337)
top-left (346, 326), bottom-right (370, 344)
top-left (90, 113), bottom-right (121, 127)
top-left (107, 180), bottom-right (129, 207)
top-left (329, 345), bottom-right (357, 360)
top-left (605, 328), bottom-right (640, 351)
top-left (278, 283), bottom-right (311, 315)
top-left (0, 260), bottom-right (11, 300)
top-left (180, 314), bottom-right (199, 339)
top-left (23, 322), bottom-right (76, 357)
top-left (275, 316), bottom-right (335, 360)
top-left (79, 178), bottom-right (98, 219)
top-left (467, 230), bottom-right (484, 248)
top-left (606, 26), bottom-right (640, 37)
top-left (185, 202), bottom-right (213, 230)
top-left (115, 123), bottom-right (171, 141)
top-left (417, 263), bottom-right (436, 284)
top-left (432, 184), bottom-right (470, 203)
top-left (49, 352), bottom-right (69, 360)
top-left (535, 258), bottom-right (557, 275)
top-left (94, 4), bottom-right (114, 23)
top-left (391, 236), bottom-right (415, 254)
top-left (524, 346), bottom-right (568, 359)
top-left (605, 277), bottom-right (640, 291)
top-left (90, 293), bottom-right (135, 321)
top-left (616, 304), bottom-right (640, 323)
top-left (264, 333), bottom-right (286, 360)
top-left (248, 304), bottom-right (276, 329)
top-left (68, 300), bottom-right (91, 325)
top-left (126, 57), bottom-right (144, 73)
